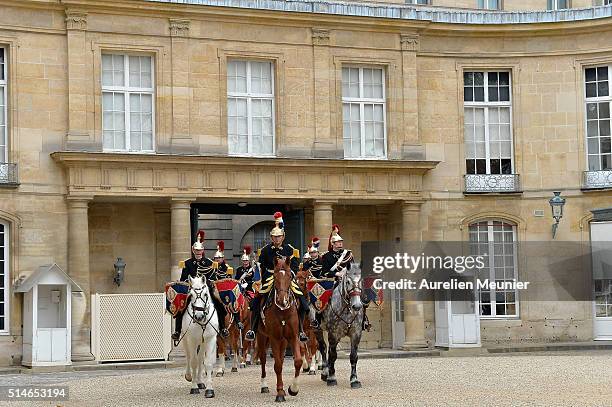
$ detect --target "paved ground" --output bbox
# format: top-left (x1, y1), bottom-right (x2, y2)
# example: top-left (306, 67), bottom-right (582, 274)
top-left (0, 351), bottom-right (611, 406)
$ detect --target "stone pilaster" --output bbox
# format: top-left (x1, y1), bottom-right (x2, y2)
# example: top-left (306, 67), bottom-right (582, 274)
top-left (376, 205), bottom-right (393, 348)
top-left (169, 19), bottom-right (193, 152)
top-left (313, 200), bottom-right (336, 248)
top-left (399, 32), bottom-right (423, 160)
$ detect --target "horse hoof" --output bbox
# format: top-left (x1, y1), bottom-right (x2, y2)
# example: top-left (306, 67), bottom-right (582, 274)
top-left (261, 387), bottom-right (270, 394)
top-left (320, 374), bottom-right (327, 382)
top-left (288, 386), bottom-right (298, 396)
top-left (302, 367), bottom-right (309, 373)
top-left (327, 379), bottom-right (337, 386)
top-left (308, 370), bottom-right (316, 376)
top-left (317, 365), bottom-right (323, 371)
top-left (205, 389), bottom-right (215, 398)
top-left (184, 374), bottom-right (192, 382)
top-left (275, 395), bottom-right (286, 402)
top-left (246, 361), bottom-right (252, 365)
top-left (190, 388), bottom-right (200, 395)
top-left (197, 383), bottom-right (206, 389)
top-left (231, 367), bottom-right (238, 373)
top-left (351, 381), bottom-right (362, 389)
top-left (216, 372), bottom-right (224, 377)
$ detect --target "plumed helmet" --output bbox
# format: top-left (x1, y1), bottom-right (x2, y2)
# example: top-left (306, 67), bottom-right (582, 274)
top-left (241, 245), bottom-right (252, 262)
top-left (328, 224), bottom-right (343, 251)
top-left (192, 230), bottom-right (205, 251)
top-left (309, 237), bottom-right (320, 253)
top-left (270, 211), bottom-right (285, 237)
top-left (214, 240), bottom-right (225, 258)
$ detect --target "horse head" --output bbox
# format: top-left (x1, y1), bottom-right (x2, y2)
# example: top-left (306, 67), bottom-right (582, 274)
top-left (296, 268), bottom-right (310, 293)
top-left (339, 268), bottom-right (363, 312)
top-left (273, 255), bottom-right (293, 310)
top-left (188, 275), bottom-right (210, 322)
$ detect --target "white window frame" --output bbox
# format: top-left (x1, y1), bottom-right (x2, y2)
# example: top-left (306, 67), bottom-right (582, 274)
top-left (477, 0), bottom-right (502, 9)
top-left (342, 66), bottom-right (388, 160)
top-left (584, 65), bottom-right (612, 171)
top-left (0, 47), bottom-right (7, 163)
top-left (0, 220), bottom-right (9, 335)
top-left (227, 60), bottom-right (276, 157)
top-left (548, 0), bottom-right (571, 10)
top-left (406, 0), bottom-right (430, 4)
top-left (470, 220), bottom-right (520, 319)
top-left (101, 52), bottom-right (155, 153)
top-left (464, 70), bottom-right (515, 175)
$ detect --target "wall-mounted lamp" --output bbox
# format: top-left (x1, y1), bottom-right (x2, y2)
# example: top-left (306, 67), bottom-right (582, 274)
top-left (113, 257), bottom-right (126, 286)
top-left (549, 191), bottom-right (566, 239)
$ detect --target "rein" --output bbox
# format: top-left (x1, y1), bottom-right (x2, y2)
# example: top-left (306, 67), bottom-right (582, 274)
top-left (330, 273), bottom-right (362, 328)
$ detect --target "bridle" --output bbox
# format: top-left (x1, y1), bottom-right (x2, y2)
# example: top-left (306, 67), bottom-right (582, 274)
top-left (331, 272), bottom-right (363, 328)
top-left (187, 284), bottom-right (215, 329)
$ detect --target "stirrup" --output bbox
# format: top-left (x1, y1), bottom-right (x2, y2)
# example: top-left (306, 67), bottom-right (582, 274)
top-left (363, 321), bottom-right (372, 332)
top-left (310, 319), bottom-right (319, 329)
top-left (245, 330), bottom-right (255, 342)
top-left (172, 331), bottom-right (180, 340)
top-left (236, 321), bottom-right (245, 331)
top-left (299, 332), bottom-right (308, 343)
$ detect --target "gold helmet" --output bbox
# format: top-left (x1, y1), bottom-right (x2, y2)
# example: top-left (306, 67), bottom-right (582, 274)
top-left (309, 237), bottom-right (320, 253)
top-left (270, 211), bottom-right (285, 237)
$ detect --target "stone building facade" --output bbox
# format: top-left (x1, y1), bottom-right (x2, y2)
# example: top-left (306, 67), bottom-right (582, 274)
top-left (0, 0), bottom-right (611, 365)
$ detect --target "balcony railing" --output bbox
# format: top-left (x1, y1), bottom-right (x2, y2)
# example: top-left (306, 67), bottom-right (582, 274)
top-left (464, 173), bottom-right (521, 193)
top-left (583, 170), bottom-right (612, 190)
top-left (0, 163), bottom-right (19, 186)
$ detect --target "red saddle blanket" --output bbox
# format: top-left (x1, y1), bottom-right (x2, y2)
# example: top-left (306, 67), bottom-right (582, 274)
top-left (306, 278), bottom-right (335, 311)
top-left (165, 281), bottom-right (190, 317)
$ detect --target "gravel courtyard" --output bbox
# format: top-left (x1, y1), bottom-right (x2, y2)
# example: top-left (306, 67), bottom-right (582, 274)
top-left (1, 352), bottom-right (611, 407)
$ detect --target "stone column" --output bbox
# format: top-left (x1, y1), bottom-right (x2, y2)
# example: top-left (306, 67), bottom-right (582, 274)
top-left (376, 205), bottom-right (393, 348)
top-left (170, 199), bottom-right (193, 281)
top-left (67, 197), bottom-right (95, 361)
top-left (313, 200), bottom-right (336, 246)
top-left (401, 200), bottom-right (428, 350)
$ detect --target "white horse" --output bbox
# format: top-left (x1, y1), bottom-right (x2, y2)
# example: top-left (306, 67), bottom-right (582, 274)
top-left (182, 275), bottom-right (219, 397)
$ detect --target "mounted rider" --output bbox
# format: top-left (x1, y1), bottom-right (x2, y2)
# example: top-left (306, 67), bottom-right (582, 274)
top-left (302, 237), bottom-right (323, 278)
top-left (234, 245), bottom-right (256, 295)
top-left (172, 230), bottom-right (230, 340)
top-left (212, 240), bottom-right (244, 332)
top-left (245, 211), bottom-right (310, 343)
top-left (320, 224), bottom-right (371, 331)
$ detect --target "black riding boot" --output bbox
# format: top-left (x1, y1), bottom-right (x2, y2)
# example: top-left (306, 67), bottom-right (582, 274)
top-left (245, 296), bottom-right (261, 341)
top-left (297, 295), bottom-right (309, 343)
top-left (212, 297), bottom-right (229, 338)
top-left (234, 312), bottom-right (244, 330)
top-left (172, 310), bottom-right (184, 340)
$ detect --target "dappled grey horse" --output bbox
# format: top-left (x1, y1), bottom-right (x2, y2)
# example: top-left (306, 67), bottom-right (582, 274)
top-left (314, 266), bottom-right (364, 389)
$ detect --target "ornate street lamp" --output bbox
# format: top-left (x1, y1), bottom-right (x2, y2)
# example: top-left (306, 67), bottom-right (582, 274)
top-left (113, 257), bottom-right (126, 286)
top-left (549, 191), bottom-right (566, 239)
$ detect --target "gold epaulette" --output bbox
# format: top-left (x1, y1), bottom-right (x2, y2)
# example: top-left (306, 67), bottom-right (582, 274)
top-left (227, 266), bottom-right (234, 276)
top-left (290, 281), bottom-right (303, 295)
top-left (299, 262), bottom-right (304, 271)
top-left (293, 248), bottom-right (299, 258)
top-left (257, 248), bottom-right (262, 257)
top-left (178, 260), bottom-right (185, 269)
top-left (212, 261), bottom-right (218, 269)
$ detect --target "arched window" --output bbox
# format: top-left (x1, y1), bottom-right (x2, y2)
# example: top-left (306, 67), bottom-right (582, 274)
top-left (0, 220), bottom-right (8, 334)
top-left (469, 219), bottom-right (518, 318)
top-left (240, 221), bottom-right (275, 255)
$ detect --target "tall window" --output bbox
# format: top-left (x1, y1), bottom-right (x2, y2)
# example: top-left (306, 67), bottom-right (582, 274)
top-left (406, 0), bottom-right (430, 4)
top-left (464, 71), bottom-right (513, 175)
top-left (342, 67), bottom-right (386, 159)
top-left (227, 60), bottom-right (275, 156)
top-left (547, 0), bottom-right (570, 9)
top-left (585, 66), bottom-right (611, 171)
top-left (0, 48), bottom-right (7, 163)
top-left (0, 222), bottom-right (8, 334)
top-left (102, 54), bottom-right (154, 152)
top-left (470, 220), bottom-right (518, 318)
top-left (478, 0), bottom-right (501, 9)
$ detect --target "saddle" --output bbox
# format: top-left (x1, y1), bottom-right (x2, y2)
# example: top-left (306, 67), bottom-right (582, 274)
top-left (306, 278), bottom-right (335, 312)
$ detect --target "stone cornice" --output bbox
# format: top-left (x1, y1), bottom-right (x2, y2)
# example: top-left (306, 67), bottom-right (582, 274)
top-left (65, 9), bottom-right (88, 31)
top-left (51, 152), bottom-right (438, 200)
top-left (169, 18), bottom-right (190, 37)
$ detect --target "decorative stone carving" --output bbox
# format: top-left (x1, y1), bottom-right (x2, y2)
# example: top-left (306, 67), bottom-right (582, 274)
top-left (400, 33), bottom-right (419, 52)
top-left (312, 28), bottom-right (330, 46)
top-left (65, 10), bottom-right (88, 31)
top-left (169, 19), bottom-right (190, 37)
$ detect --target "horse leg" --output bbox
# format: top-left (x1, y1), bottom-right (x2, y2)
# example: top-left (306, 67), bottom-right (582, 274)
top-left (273, 340), bottom-right (286, 402)
top-left (288, 337), bottom-right (302, 397)
top-left (326, 334), bottom-right (339, 387)
top-left (308, 338), bottom-right (317, 375)
top-left (231, 329), bottom-right (239, 373)
top-left (349, 332), bottom-right (362, 389)
top-left (189, 342), bottom-right (200, 394)
top-left (258, 335), bottom-right (269, 394)
top-left (183, 337), bottom-right (193, 383)
top-left (316, 329), bottom-right (328, 382)
top-left (215, 336), bottom-right (225, 377)
top-left (203, 336), bottom-right (216, 398)
top-left (196, 339), bottom-right (206, 390)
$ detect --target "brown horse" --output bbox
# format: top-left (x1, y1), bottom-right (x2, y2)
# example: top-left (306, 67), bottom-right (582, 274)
top-left (296, 268), bottom-right (319, 375)
top-left (216, 295), bottom-right (253, 374)
top-left (256, 256), bottom-right (303, 402)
